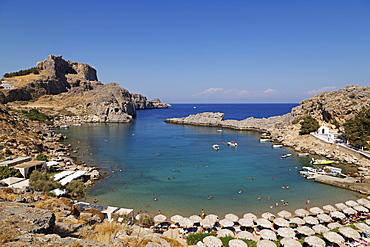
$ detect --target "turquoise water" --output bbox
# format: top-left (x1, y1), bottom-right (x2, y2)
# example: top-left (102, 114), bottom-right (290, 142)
top-left (58, 104), bottom-right (359, 217)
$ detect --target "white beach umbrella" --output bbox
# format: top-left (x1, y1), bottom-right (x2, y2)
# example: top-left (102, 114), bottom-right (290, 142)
top-left (219, 219), bottom-right (234, 227)
top-left (338, 226), bottom-right (361, 239)
top-left (322, 204), bottom-right (336, 212)
top-left (256, 218), bottom-right (272, 228)
top-left (345, 200), bottom-right (359, 207)
top-left (304, 236), bottom-right (325, 247)
top-left (330, 211), bottom-right (346, 219)
top-left (189, 215), bottom-right (202, 223)
top-left (366, 219), bottom-right (370, 225)
top-left (277, 210), bottom-right (292, 219)
top-left (257, 239), bottom-right (277, 247)
top-left (228, 239), bottom-right (248, 247)
top-left (260, 229), bottom-right (277, 241)
top-left (225, 213), bottom-right (239, 222)
top-left (353, 205), bottom-right (369, 212)
top-left (239, 218), bottom-right (254, 227)
top-left (280, 238), bottom-right (302, 247)
top-left (289, 217), bottom-right (305, 225)
top-left (296, 226), bottom-right (315, 236)
top-left (354, 222), bottom-right (370, 233)
top-left (294, 208), bottom-right (309, 217)
top-left (179, 217), bottom-right (193, 228)
top-left (303, 216), bottom-right (319, 225)
top-left (316, 214), bottom-right (332, 223)
top-left (309, 207), bottom-right (324, 215)
top-left (243, 213), bottom-right (258, 221)
top-left (312, 224), bottom-right (329, 234)
top-left (217, 228), bottom-right (234, 237)
top-left (323, 231), bottom-right (345, 245)
top-left (343, 207), bottom-right (357, 215)
top-left (277, 227), bottom-right (295, 238)
top-left (364, 202), bottom-right (370, 209)
top-left (205, 214), bottom-right (219, 222)
top-left (237, 231), bottom-right (254, 240)
top-left (262, 212), bottom-right (275, 220)
top-left (203, 235), bottom-right (222, 247)
top-left (273, 218), bottom-right (289, 227)
top-left (327, 222), bottom-right (342, 230)
top-left (200, 218), bottom-right (214, 228)
top-left (335, 202), bottom-right (348, 210)
top-left (153, 214), bottom-right (167, 223)
top-left (170, 214), bottom-right (184, 223)
top-left (357, 198), bottom-right (370, 205)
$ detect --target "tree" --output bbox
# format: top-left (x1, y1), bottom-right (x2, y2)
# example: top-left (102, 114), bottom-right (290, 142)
top-left (342, 107), bottom-right (370, 150)
top-left (36, 154), bottom-right (48, 161)
top-left (66, 179), bottom-right (87, 198)
top-left (29, 171), bottom-right (61, 193)
top-left (0, 166), bottom-right (22, 179)
top-left (300, 116), bottom-right (320, 135)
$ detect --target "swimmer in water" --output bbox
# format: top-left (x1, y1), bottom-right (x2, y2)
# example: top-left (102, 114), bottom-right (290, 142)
top-left (153, 198), bottom-right (157, 201)
top-left (238, 190), bottom-right (242, 194)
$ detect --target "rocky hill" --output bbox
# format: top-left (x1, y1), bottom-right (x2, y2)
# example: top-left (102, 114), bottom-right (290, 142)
top-left (0, 55), bottom-right (170, 122)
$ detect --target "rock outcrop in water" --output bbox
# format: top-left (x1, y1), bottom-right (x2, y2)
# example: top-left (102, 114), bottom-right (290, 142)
top-left (0, 55), bottom-right (170, 122)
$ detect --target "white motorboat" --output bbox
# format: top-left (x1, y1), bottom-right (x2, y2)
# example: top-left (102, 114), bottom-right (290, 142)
top-left (260, 139), bottom-right (270, 142)
top-left (272, 144), bottom-right (283, 148)
top-left (227, 141), bottom-right (238, 147)
top-left (212, 144), bottom-right (220, 150)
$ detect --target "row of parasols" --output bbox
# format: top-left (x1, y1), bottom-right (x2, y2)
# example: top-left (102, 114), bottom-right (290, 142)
top-left (150, 197), bottom-right (370, 246)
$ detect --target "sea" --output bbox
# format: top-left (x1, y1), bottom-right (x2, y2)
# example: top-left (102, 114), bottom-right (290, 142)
top-left (57, 104), bottom-right (360, 217)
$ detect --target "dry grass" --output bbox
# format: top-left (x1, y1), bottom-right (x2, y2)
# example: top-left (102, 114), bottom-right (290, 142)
top-left (160, 236), bottom-right (185, 247)
top-left (81, 221), bottom-right (128, 243)
top-left (0, 233), bottom-right (15, 244)
top-left (83, 208), bottom-right (105, 221)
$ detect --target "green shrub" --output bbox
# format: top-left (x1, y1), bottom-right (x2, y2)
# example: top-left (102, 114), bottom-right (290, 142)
top-left (29, 171), bottom-right (61, 193)
top-left (3, 67), bottom-right (41, 78)
top-left (219, 236), bottom-right (235, 247)
top-left (186, 233), bottom-right (216, 245)
top-left (300, 116), bottom-right (319, 135)
top-left (4, 149), bottom-right (12, 155)
top-left (66, 179), bottom-right (87, 198)
top-left (36, 154), bottom-right (48, 161)
top-left (0, 166), bottom-right (22, 179)
top-left (342, 107), bottom-right (370, 150)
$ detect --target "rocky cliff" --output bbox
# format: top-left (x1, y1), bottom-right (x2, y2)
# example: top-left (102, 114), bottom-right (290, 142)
top-left (1, 55), bottom-right (170, 122)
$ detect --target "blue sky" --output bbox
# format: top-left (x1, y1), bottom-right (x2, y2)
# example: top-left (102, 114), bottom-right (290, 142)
top-left (1, 1), bottom-right (369, 103)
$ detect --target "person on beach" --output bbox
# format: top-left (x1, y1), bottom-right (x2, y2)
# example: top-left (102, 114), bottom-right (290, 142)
top-left (306, 198), bottom-right (311, 204)
top-left (201, 209), bottom-right (205, 218)
top-left (158, 210), bottom-right (161, 214)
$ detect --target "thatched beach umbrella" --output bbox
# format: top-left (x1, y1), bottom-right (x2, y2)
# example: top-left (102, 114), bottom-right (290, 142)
top-left (205, 214), bottom-right (219, 222)
top-left (303, 216), bottom-right (319, 225)
top-left (277, 227), bottom-right (295, 238)
top-left (355, 222), bottom-right (370, 234)
top-left (296, 226), bottom-right (315, 236)
top-left (170, 214), bottom-right (183, 223)
top-left (239, 218), bottom-right (254, 227)
top-left (257, 239), bottom-right (277, 247)
top-left (345, 200), bottom-right (359, 207)
top-left (289, 217), bottom-right (305, 225)
top-left (343, 207), bottom-right (357, 215)
top-left (238, 231), bottom-right (254, 240)
top-left (278, 210), bottom-right (292, 219)
top-left (323, 231), bottom-right (345, 245)
top-left (189, 215), bottom-right (202, 223)
top-left (228, 239), bottom-right (248, 247)
top-left (294, 208), bottom-right (309, 217)
top-left (327, 222), bottom-right (342, 230)
top-left (203, 235), bottom-right (223, 247)
top-left (225, 213), bottom-right (239, 222)
top-left (257, 218), bottom-right (272, 228)
top-left (335, 202), bottom-right (348, 211)
top-left (200, 218), bottom-right (214, 228)
top-left (217, 228), bottom-right (234, 237)
top-left (262, 212), bottom-right (275, 220)
top-left (260, 229), bottom-right (277, 241)
top-left (244, 213), bottom-right (258, 221)
top-left (219, 219), bottom-right (234, 227)
top-left (330, 211), bottom-right (346, 219)
top-left (338, 226), bottom-right (361, 239)
top-left (316, 213), bottom-right (332, 223)
top-left (309, 207), bottom-right (324, 215)
top-left (179, 217), bottom-right (193, 228)
top-left (353, 205), bottom-right (369, 213)
top-left (322, 204), bottom-right (336, 213)
top-left (273, 218), bottom-right (289, 227)
top-left (357, 198), bottom-right (370, 205)
top-left (304, 236), bottom-right (325, 247)
top-left (153, 214), bottom-right (167, 223)
top-left (312, 224), bottom-right (329, 234)
top-left (280, 238), bottom-right (302, 247)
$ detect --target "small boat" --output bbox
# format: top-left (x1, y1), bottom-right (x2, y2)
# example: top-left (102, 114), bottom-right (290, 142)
top-left (217, 129), bottom-right (223, 132)
top-left (227, 141), bottom-right (238, 147)
top-left (272, 144), bottom-right (283, 148)
top-left (280, 153), bottom-right (292, 158)
top-left (60, 125), bottom-right (70, 129)
top-left (212, 144), bottom-right (220, 150)
top-left (299, 166), bottom-right (317, 176)
top-left (297, 153), bottom-right (309, 157)
top-left (260, 139), bottom-right (270, 142)
top-left (310, 158), bottom-right (334, 165)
